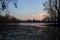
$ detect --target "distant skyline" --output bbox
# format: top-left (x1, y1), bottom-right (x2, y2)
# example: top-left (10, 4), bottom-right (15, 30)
top-left (8, 0), bottom-right (48, 20)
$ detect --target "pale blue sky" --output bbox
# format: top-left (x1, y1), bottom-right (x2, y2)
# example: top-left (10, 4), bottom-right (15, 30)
top-left (9, 0), bottom-right (47, 20)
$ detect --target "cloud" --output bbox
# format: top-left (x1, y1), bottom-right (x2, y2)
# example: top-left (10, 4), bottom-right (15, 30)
top-left (14, 12), bottom-right (50, 20)
top-left (27, 12), bottom-right (50, 20)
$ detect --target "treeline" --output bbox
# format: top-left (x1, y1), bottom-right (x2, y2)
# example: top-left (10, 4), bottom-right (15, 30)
top-left (19, 20), bottom-right (57, 23)
top-left (0, 13), bottom-right (20, 23)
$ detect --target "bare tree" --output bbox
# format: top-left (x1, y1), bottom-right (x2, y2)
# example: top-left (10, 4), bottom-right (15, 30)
top-left (0, 0), bottom-right (17, 10)
top-left (43, 0), bottom-right (59, 22)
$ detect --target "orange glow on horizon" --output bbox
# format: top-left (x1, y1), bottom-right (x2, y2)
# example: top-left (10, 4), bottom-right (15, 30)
top-left (14, 13), bottom-right (50, 20)
top-left (21, 13), bottom-right (49, 20)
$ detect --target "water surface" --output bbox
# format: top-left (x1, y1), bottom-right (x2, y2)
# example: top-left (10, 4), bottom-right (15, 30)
top-left (0, 23), bottom-right (58, 40)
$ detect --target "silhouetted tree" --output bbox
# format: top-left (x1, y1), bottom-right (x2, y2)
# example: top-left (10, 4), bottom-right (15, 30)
top-left (0, 0), bottom-right (17, 10)
top-left (43, 0), bottom-right (59, 25)
top-left (0, 0), bottom-right (18, 40)
top-left (0, 0), bottom-right (18, 23)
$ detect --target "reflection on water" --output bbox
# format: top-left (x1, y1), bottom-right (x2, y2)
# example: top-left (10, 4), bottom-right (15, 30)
top-left (0, 23), bottom-right (58, 40)
top-left (19, 23), bottom-right (46, 27)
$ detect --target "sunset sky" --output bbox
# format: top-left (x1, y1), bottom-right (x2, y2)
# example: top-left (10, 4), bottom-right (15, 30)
top-left (8, 0), bottom-right (48, 20)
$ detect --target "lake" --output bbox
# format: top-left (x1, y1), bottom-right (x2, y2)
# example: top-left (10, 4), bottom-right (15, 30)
top-left (0, 23), bottom-right (58, 40)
